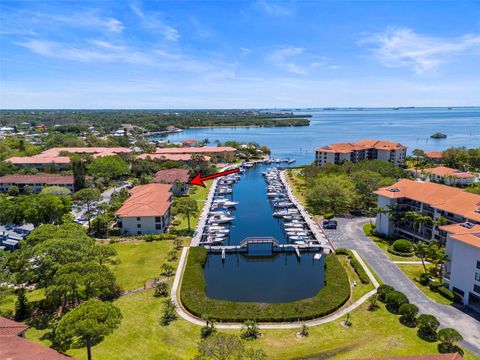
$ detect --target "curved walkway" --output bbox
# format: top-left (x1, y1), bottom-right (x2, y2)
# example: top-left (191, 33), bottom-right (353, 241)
top-left (171, 246), bottom-right (379, 330)
top-left (325, 217), bottom-right (480, 356)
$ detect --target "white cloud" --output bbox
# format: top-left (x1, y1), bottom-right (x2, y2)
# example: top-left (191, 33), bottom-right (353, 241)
top-left (256, 1), bottom-right (293, 17)
top-left (130, 5), bottom-right (180, 41)
top-left (360, 28), bottom-right (480, 73)
top-left (240, 47), bottom-right (252, 56)
top-left (266, 47), bottom-right (327, 75)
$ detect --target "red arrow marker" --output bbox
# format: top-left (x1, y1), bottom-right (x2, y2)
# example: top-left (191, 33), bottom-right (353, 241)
top-left (188, 168), bottom-right (240, 187)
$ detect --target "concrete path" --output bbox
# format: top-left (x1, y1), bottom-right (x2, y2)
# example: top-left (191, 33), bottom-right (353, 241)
top-left (324, 217), bottom-right (480, 355)
top-left (171, 247), bottom-right (379, 330)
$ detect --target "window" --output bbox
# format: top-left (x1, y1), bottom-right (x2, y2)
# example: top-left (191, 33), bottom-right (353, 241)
top-left (155, 224), bottom-right (162, 230)
top-left (476, 273), bottom-right (480, 282)
top-left (137, 217), bottom-right (141, 221)
top-left (155, 217), bottom-right (161, 223)
top-left (137, 231), bottom-right (141, 235)
top-left (477, 261), bottom-right (480, 270)
top-left (137, 224), bottom-right (141, 228)
top-left (474, 284), bottom-right (480, 294)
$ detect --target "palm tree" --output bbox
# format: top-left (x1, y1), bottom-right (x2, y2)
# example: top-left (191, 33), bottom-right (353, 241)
top-left (404, 211), bottom-right (432, 241)
top-left (412, 149), bottom-right (425, 167)
top-left (412, 241), bottom-right (429, 273)
top-left (431, 216), bottom-right (448, 241)
top-left (384, 204), bottom-right (404, 228)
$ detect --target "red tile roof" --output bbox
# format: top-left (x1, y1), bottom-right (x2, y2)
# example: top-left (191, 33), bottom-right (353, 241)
top-left (420, 166), bottom-right (476, 179)
top-left (6, 156), bottom-right (71, 165)
top-left (425, 151), bottom-right (444, 159)
top-left (154, 146), bottom-right (235, 154)
top-left (440, 223), bottom-right (480, 249)
top-left (0, 336), bottom-right (74, 359)
top-left (153, 169), bottom-right (190, 184)
top-left (0, 174), bottom-right (74, 185)
top-left (116, 184), bottom-right (172, 217)
top-left (374, 179), bottom-right (480, 222)
top-left (136, 154), bottom-right (211, 162)
top-left (316, 140), bottom-right (406, 153)
top-left (0, 316), bottom-right (28, 336)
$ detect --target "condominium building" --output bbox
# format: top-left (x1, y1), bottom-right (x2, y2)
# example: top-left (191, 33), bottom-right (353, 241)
top-left (0, 174), bottom-right (75, 193)
top-left (115, 184), bottom-right (173, 235)
top-left (6, 147), bottom-right (132, 169)
top-left (315, 140), bottom-right (407, 167)
top-left (440, 222), bottom-right (480, 312)
top-left (407, 166), bottom-right (477, 186)
top-left (374, 179), bottom-right (480, 242)
top-left (136, 153), bottom-right (211, 164)
top-left (153, 168), bottom-right (190, 195)
top-left (154, 146), bottom-right (236, 163)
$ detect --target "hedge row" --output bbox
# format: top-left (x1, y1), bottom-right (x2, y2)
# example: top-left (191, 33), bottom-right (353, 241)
top-left (180, 247), bottom-right (350, 322)
top-left (387, 246), bottom-right (415, 257)
top-left (347, 251), bottom-right (370, 284)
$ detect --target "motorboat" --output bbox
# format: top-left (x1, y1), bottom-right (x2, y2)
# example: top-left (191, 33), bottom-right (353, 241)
top-left (273, 201), bottom-right (294, 208)
top-left (212, 199), bottom-right (238, 208)
top-left (208, 214), bottom-right (235, 224)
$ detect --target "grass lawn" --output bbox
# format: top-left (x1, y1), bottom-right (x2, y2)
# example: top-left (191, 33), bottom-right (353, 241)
top-left (25, 293), bottom-right (478, 360)
top-left (285, 169), bottom-right (307, 205)
top-left (363, 224), bottom-right (420, 262)
top-left (0, 288), bottom-right (45, 314)
top-left (337, 255), bottom-right (375, 303)
top-left (397, 264), bottom-right (453, 306)
top-left (173, 180), bottom-right (211, 234)
top-left (107, 240), bottom-right (177, 291)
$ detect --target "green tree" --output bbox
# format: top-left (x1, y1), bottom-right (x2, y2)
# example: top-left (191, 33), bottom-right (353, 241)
top-left (412, 241), bottom-right (429, 273)
top-left (159, 298), bottom-right (177, 326)
top-left (399, 303), bottom-right (419, 327)
top-left (417, 314), bottom-right (440, 342)
top-left (349, 170), bottom-right (387, 209)
top-left (153, 282), bottom-right (168, 297)
top-left (306, 175), bottom-right (357, 215)
top-left (412, 149), bottom-right (425, 167)
top-left (241, 320), bottom-right (260, 340)
top-left (174, 197), bottom-right (199, 232)
top-left (41, 186), bottom-right (71, 197)
top-left (8, 185), bottom-right (19, 196)
top-left (88, 155), bottom-right (129, 181)
top-left (56, 299), bottom-right (122, 360)
top-left (75, 188), bottom-right (101, 231)
top-left (72, 157), bottom-right (86, 190)
top-left (14, 288), bottom-right (31, 321)
top-left (438, 328), bottom-right (464, 355)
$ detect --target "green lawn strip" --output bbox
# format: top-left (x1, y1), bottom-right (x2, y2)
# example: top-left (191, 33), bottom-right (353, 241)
top-left (337, 256), bottom-right (374, 304)
top-left (363, 224), bottom-right (420, 262)
top-left (174, 181), bottom-right (211, 233)
top-left (107, 240), bottom-right (176, 291)
top-left (180, 247), bottom-right (350, 322)
top-left (285, 169), bottom-right (307, 205)
top-left (396, 264), bottom-right (453, 306)
top-left (0, 288), bottom-right (45, 315)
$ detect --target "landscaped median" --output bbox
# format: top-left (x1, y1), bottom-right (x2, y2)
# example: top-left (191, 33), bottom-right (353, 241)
top-left (180, 247), bottom-right (350, 322)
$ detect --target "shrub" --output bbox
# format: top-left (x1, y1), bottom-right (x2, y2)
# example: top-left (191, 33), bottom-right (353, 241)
top-left (172, 219), bottom-right (181, 226)
top-left (180, 248), bottom-right (350, 322)
top-left (348, 254), bottom-right (370, 284)
top-left (167, 249), bottom-right (178, 262)
top-left (200, 324), bottom-right (216, 339)
top-left (399, 303), bottom-right (419, 327)
top-left (335, 248), bottom-right (349, 255)
top-left (419, 273), bottom-right (430, 286)
top-left (377, 284), bottom-right (395, 303)
top-left (159, 299), bottom-right (177, 326)
top-left (428, 279), bottom-right (443, 292)
top-left (161, 263), bottom-right (175, 277)
top-left (438, 328), bottom-right (463, 351)
top-left (438, 287), bottom-right (454, 301)
top-left (241, 320), bottom-right (260, 340)
top-left (388, 247), bottom-right (415, 257)
top-left (417, 314), bottom-right (440, 342)
top-left (385, 290), bottom-right (409, 314)
top-left (391, 239), bottom-right (413, 253)
top-left (154, 282), bottom-right (169, 297)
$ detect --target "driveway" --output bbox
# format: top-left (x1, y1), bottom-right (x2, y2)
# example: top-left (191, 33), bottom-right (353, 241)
top-left (324, 217), bottom-right (480, 356)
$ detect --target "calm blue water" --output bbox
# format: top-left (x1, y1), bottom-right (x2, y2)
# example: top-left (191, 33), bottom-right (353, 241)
top-left (226, 164), bottom-right (287, 245)
top-left (157, 107), bottom-right (480, 165)
top-left (204, 252), bottom-right (325, 303)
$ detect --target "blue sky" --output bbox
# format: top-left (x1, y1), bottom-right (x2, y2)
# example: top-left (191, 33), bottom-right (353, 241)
top-left (1, 1), bottom-right (480, 108)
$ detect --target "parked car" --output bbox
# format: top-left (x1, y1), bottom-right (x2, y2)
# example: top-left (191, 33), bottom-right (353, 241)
top-left (350, 209), bottom-right (366, 216)
top-left (322, 220), bottom-right (337, 230)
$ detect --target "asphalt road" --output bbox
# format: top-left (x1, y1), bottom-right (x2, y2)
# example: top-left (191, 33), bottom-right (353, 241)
top-left (324, 217), bottom-right (480, 356)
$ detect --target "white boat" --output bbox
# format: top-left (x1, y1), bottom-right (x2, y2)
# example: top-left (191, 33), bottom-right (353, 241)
top-left (208, 214), bottom-right (235, 224)
top-left (284, 223), bottom-right (304, 228)
top-left (212, 199), bottom-right (238, 208)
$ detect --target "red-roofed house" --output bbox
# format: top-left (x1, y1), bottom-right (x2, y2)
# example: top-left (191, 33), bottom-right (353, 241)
top-left (0, 174), bottom-right (75, 193)
top-left (407, 166), bottom-right (477, 186)
top-left (315, 140), bottom-right (407, 167)
top-left (154, 146), bottom-right (236, 162)
top-left (115, 184), bottom-right (173, 235)
top-left (425, 151), bottom-right (444, 164)
top-left (0, 316), bottom-right (73, 360)
top-left (153, 168), bottom-right (190, 194)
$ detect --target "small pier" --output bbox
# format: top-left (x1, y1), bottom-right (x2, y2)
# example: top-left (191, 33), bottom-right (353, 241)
top-left (205, 237), bottom-right (322, 258)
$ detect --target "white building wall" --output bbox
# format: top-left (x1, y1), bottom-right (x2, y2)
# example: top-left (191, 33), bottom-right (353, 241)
top-left (446, 237), bottom-right (480, 307)
top-left (375, 195), bottom-right (396, 236)
top-left (119, 212), bottom-right (170, 235)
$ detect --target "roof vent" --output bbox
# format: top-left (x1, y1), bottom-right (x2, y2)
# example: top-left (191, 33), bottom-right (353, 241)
top-left (387, 187), bottom-right (400, 193)
top-left (460, 222), bottom-right (475, 229)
